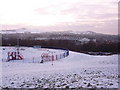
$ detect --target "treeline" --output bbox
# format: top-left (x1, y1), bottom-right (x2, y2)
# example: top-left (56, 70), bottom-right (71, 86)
top-left (2, 38), bottom-right (119, 53)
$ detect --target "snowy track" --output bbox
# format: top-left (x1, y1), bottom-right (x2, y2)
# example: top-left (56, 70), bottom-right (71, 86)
top-left (1, 47), bottom-right (119, 88)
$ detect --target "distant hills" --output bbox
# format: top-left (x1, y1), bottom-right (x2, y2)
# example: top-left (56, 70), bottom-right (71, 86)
top-left (0, 28), bottom-right (118, 35)
top-left (1, 29), bottom-right (119, 54)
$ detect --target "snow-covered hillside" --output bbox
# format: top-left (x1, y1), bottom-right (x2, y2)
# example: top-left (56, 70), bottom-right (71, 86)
top-left (1, 47), bottom-right (118, 88)
top-left (1, 47), bottom-right (66, 63)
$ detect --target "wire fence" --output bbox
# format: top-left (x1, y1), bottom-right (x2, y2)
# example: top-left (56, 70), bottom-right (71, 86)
top-left (2, 47), bottom-right (69, 63)
top-left (41, 50), bottom-right (69, 63)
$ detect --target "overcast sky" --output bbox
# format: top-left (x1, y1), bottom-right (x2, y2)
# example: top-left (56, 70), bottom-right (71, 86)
top-left (0, 0), bottom-right (118, 34)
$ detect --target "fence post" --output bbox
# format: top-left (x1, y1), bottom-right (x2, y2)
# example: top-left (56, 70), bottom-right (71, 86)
top-left (56, 55), bottom-right (57, 60)
top-left (33, 57), bottom-right (34, 63)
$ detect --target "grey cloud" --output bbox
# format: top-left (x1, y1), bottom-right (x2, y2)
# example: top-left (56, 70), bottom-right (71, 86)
top-left (95, 13), bottom-right (117, 19)
top-left (34, 1), bottom-right (117, 22)
top-left (60, 2), bottom-right (117, 20)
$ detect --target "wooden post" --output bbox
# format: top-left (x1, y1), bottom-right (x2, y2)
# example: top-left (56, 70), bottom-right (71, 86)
top-left (33, 57), bottom-right (34, 63)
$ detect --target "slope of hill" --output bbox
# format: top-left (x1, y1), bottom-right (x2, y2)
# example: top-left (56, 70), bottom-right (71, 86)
top-left (1, 47), bottom-right (118, 88)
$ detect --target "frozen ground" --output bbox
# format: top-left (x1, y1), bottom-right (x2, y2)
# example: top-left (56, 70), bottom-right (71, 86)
top-left (0, 47), bottom-right (119, 88)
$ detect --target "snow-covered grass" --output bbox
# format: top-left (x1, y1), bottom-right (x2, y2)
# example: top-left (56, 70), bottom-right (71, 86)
top-left (1, 47), bottom-right (119, 88)
top-left (1, 46), bottom-right (66, 63)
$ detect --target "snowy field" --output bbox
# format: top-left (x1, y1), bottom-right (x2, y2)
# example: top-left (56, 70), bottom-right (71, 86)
top-left (0, 47), bottom-right (119, 88)
top-left (1, 47), bottom-right (66, 63)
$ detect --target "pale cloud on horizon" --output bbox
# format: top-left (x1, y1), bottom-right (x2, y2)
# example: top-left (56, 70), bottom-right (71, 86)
top-left (0, 0), bottom-right (119, 34)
